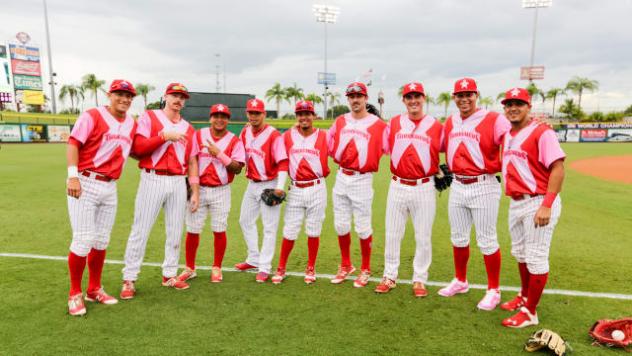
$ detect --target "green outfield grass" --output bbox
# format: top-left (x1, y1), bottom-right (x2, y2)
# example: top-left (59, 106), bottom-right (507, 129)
top-left (1, 143), bottom-right (631, 355)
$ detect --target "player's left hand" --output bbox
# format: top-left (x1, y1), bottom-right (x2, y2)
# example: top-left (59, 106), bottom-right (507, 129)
top-left (205, 139), bottom-right (221, 156)
top-left (534, 206), bottom-right (551, 227)
top-left (189, 192), bottom-right (199, 213)
top-left (67, 177), bottom-right (82, 199)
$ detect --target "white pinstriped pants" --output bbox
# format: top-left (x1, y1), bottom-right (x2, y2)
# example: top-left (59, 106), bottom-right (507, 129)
top-left (123, 170), bottom-right (187, 280)
top-left (448, 175), bottom-right (501, 255)
top-left (332, 170), bottom-right (374, 239)
top-left (67, 174), bottom-right (117, 256)
top-left (509, 195), bottom-right (562, 274)
top-left (186, 185), bottom-right (231, 233)
top-left (282, 180), bottom-right (327, 240)
top-left (239, 179), bottom-right (281, 274)
top-left (383, 178), bottom-right (436, 283)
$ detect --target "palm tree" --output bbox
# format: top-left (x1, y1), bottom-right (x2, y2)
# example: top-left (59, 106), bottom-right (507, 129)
top-left (58, 84), bottom-right (84, 113)
top-left (284, 83), bottom-right (304, 105)
top-left (81, 74), bottom-right (105, 106)
top-left (479, 96), bottom-right (494, 110)
top-left (526, 82), bottom-right (540, 98)
top-left (305, 93), bottom-right (323, 116)
top-left (425, 95), bottom-right (434, 115)
top-left (265, 82), bottom-right (288, 118)
top-left (546, 88), bottom-right (565, 119)
top-left (135, 83), bottom-right (155, 109)
top-left (326, 91), bottom-right (342, 118)
top-left (497, 91), bottom-right (507, 103)
top-left (565, 76), bottom-right (599, 113)
top-left (436, 92), bottom-right (452, 118)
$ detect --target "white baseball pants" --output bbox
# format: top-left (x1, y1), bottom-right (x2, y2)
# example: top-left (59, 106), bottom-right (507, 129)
top-left (282, 179), bottom-right (327, 240)
top-left (332, 170), bottom-right (374, 239)
top-left (186, 185), bottom-right (231, 233)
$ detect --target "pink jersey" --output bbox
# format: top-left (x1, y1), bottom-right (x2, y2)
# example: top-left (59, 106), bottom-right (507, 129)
top-left (502, 122), bottom-right (566, 197)
top-left (444, 109), bottom-right (511, 176)
top-left (134, 110), bottom-right (198, 175)
top-left (387, 114), bottom-right (444, 179)
top-left (327, 113), bottom-right (388, 173)
top-left (283, 127), bottom-right (330, 181)
top-left (196, 128), bottom-right (245, 187)
top-left (69, 106), bottom-right (136, 180)
top-left (240, 124), bottom-right (288, 181)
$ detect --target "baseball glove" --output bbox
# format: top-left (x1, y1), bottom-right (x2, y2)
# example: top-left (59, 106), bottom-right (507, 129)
top-left (525, 329), bottom-right (572, 356)
top-left (434, 164), bottom-right (453, 193)
top-left (589, 318), bottom-right (632, 350)
top-left (261, 188), bottom-right (286, 206)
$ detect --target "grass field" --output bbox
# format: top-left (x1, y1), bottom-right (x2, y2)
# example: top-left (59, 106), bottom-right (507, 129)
top-left (1, 143), bottom-right (631, 355)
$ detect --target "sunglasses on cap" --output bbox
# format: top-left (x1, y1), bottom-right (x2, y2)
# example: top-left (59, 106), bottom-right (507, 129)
top-left (346, 85), bottom-right (365, 94)
top-left (454, 92), bottom-right (477, 98)
top-left (171, 85), bottom-right (187, 91)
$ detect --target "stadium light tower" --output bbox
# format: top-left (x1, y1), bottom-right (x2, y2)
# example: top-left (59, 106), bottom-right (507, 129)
top-left (522, 0), bottom-right (552, 81)
top-left (313, 4), bottom-right (340, 119)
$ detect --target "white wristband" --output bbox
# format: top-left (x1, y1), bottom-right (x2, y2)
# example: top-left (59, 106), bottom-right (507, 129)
top-left (68, 166), bottom-right (79, 178)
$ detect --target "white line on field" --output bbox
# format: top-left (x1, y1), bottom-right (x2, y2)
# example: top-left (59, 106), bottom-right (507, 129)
top-left (2, 252), bottom-right (632, 301)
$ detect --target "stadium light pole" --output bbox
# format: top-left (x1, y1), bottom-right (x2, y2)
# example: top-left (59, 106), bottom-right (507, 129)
top-left (313, 4), bottom-right (339, 119)
top-left (43, 0), bottom-right (57, 113)
top-left (522, 0), bottom-right (552, 83)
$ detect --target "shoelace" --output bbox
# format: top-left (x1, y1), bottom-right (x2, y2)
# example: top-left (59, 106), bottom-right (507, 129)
top-left (69, 295), bottom-right (83, 309)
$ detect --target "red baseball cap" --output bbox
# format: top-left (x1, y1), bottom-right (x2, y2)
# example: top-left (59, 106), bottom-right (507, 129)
top-left (108, 79), bottom-right (136, 96)
top-left (345, 82), bottom-right (368, 97)
top-left (402, 82), bottom-right (425, 97)
top-left (246, 98), bottom-right (265, 113)
top-left (295, 100), bottom-right (315, 114)
top-left (501, 87), bottom-right (531, 106)
top-left (165, 83), bottom-right (190, 99)
top-left (453, 77), bottom-right (478, 94)
top-left (210, 103), bottom-right (231, 118)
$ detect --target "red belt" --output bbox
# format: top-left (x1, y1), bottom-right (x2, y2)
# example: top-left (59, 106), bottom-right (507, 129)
top-left (291, 179), bottom-right (321, 188)
top-left (454, 174), bottom-right (493, 185)
top-left (392, 175), bottom-right (431, 186)
top-left (341, 168), bottom-right (365, 176)
top-left (511, 193), bottom-right (541, 201)
top-left (81, 170), bottom-right (113, 182)
top-left (145, 168), bottom-right (179, 176)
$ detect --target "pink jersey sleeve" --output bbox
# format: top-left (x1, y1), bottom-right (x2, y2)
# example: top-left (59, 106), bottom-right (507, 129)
top-left (538, 129), bottom-right (566, 168)
top-left (70, 112), bottom-right (95, 144)
top-left (232, 140), bottom-right (246, 163)
top-left (382, 123), bottom-right (391, 155)
top-left (272, 134), bottom-right (288, 163)
top-left (136, 111), bottom-right (152, 138)
top-left (493, 114), bottom-right (512, 145)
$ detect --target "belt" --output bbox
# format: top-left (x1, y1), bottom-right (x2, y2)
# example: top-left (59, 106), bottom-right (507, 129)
top-left (81, 170), bottom-right (113, 182)
top-left (341, 168), bottom-right (365, 176)
top-left (511, 193), bottom-right (541, 201)
top-left (392, 175), bottom-right (431, 186)
top-left (454, 174), bottom-right (496, 185)
top-left (291, 179), bottom-right (321, 188)
top-left (145, 168), bottom-right (179, 176)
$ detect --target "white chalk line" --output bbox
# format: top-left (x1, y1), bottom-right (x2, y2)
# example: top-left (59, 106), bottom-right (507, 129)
top-left (2, 252), bottom-right (631, 301)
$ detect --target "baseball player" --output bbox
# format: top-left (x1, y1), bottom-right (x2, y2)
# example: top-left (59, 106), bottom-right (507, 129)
top-left (328, 82), bottom-right (388, 288)
top-left (66, 80), bottom-right (137, 316)
top-left (176, 104), bottom-right (245, 284)
top-left (374, 82), bottom-right (443, 297)
top-left (235, 98), bottom-right (288, 283)
top-left (120, 83), bottom-right (200, 299)
top-left (498, 88), bottom-right (566, 328)
top-left (438, 77), bottom-right (511, 311)
top-left (271, 100), bottom-right (329, 285)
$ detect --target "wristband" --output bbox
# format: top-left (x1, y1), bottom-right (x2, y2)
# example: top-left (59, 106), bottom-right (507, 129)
top-left (275, 171), bottom-right (288, 191)
top-left (542, 192), bottom-right (557, 208)
top-left (217, 152), bottom-right (232, 166)
top-left (188, 176), bottom-right (200, 185)
top-left (68, 166), bottom-right (79, 178)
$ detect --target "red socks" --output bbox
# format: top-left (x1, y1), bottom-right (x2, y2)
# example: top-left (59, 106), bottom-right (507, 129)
top-left (483, 249), bottom-right (501, 290)
top-left (68, 252), bottom-right (87, 296)
top-left (278, 238), bottom-right (295, 270)
top-left (338, 233), bottom-right (351, 267)
top-left (213, 231), bottom-right (227, 268)
top-left (185, 232), bottom-right (200, 270)
top-left (526, 272), bottom-right (548, 314)
top-left (307, 236), bottom-right (319, 269)
top-left (518, 262), bottom-right (530, 297)
top-left (87, 249), bottom-right (106, 293)
top-left (453, 245), bottom-right (470, 282)
top-left (360, 235), bottom-right (372, 271)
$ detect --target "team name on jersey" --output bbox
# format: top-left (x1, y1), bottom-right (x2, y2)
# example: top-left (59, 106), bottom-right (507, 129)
top-left (340, 128), bottom-right (370, 140)
top-left (290, 147), bottom-right (320, 156)
top-left (449, 131), bottom-right (481, 141)
top-left (395, 132), bottom-right (431, 144)
top-left (103, 133), bottom-right (133, 144)
top-left (245, 147), bottom-right (265, 158)
top-left (504, 149), bottom-right (528, 160)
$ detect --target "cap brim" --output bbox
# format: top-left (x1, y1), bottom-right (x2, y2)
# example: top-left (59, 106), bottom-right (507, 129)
top-left (109, 89), bottom-right (137, 96)
top-left (501, 98), bottom-right (530, 106)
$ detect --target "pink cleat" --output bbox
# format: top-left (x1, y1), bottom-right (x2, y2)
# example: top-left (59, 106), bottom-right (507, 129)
top-left (437, 278), bottom-right (469, 297)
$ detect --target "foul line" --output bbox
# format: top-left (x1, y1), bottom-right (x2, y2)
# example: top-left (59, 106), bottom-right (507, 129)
top-left (3, 252), bottom-right (632, 301)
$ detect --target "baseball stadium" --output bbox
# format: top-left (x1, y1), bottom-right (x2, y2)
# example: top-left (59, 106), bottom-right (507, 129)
top-left (1, 1), bottom-right (632, 355)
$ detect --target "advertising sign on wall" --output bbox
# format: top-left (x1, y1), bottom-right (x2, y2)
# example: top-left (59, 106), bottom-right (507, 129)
top-left (0, 124), bottom-right (22, 142)
top-left (580, 129), bottom-right (607, 142)
top-left (13, 74), bottom-right (42, 90)
top-left (47, 125), bottom-right (71, 142)
top-left (566, 129), bottom-right (580, 142)
top-left (555, 130), bottom-right (567, 142)
top-left (607, 129), bottom-right (632, 142)
top-left (20, 124), bottom-right (47, 142)
top-left (11, 59), bottom-right (41, 76)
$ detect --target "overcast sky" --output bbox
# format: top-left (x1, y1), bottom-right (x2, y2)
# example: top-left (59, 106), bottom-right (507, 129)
top-left (1, 0), bottom-right (631, 117)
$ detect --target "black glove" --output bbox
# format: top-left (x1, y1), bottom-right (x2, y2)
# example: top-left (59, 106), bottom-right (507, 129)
top-left (434, 164), bottom-right (453, 192)
top-left (261, 188), bottom-right (286, 206)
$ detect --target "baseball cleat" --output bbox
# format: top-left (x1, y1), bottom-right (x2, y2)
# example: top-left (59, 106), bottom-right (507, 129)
top-left (412, 282), bottom-right (428, 298)
top-left (210, 267), bottom-right (223, 283)
top-left (255, 272), bottom-right (269, 283)
top-left (330, 265), bottom-right (356, 284)
top-left (353, 270), bottom-right (371, 288)
top-left (234, 262), bottom-right (257, 271)
top-left (477, 289), bottom-right (501, 311)
top-left (176, 268), bottom-right (197, 282)
top-left (68, 293), bottom-right (87, 316)
top-left (437, 278), bottom-right (469, 297)
top-left (502, 307), bottom-right (539, 328)
top-left (304, 267), bottom-right (316, 284)
top-left (501, 294), bottom-right (527, 311)
top-left (271, 268), bottom-right (286, 285)
top-left (374, 278), bottom-right (396, 293)
top-left (85, 287), bottom-right (118, 305)
top-left (120, 280), bottom-right (136, 300)
top-left (162, 277), bottom-right (190, 290)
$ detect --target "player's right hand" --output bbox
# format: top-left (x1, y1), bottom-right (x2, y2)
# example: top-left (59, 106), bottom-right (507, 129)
top-left (67, 177), bottom-right (82, 199)
top-left (161, 131), bottom-right (187, 142)
top-left (205, 139), bottom-right (221, 156)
